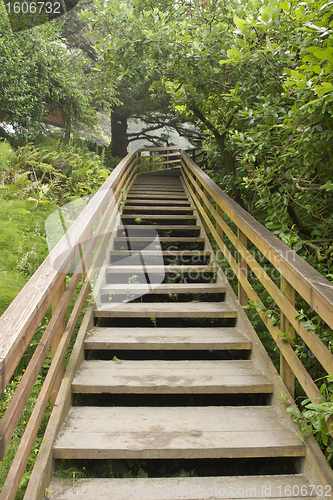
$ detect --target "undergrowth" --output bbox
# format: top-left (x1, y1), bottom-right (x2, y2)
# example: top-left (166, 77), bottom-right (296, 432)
top-left (0, 136), bottom-right (114, 497)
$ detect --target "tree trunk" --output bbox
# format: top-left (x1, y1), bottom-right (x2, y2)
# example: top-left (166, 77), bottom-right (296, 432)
top-left (110, 110), bottom-right (129, 158)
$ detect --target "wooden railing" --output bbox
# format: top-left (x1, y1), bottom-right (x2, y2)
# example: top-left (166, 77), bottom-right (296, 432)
top-left (0, 147), bottom-right (182, 500)
top-left (1, 145), bottom-right (332, 498)
top-left (180, 151), bottom-right (333, 402)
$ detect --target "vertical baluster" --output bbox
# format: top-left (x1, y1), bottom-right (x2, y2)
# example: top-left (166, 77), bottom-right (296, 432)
top-left (280, 276), bottom-right (295, 398)
top-left (237, 229), bottom-right (248, 311)
top-left (202, 187), bottom-right (210, 234)
top-left (217, 206), bottom-right (224, 243)
top-left (137, 151), bottom-right (141, 173)
top-left (50, 277), bottom-right (66, 408)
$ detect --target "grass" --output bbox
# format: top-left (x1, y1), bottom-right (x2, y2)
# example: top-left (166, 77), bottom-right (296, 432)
top-left (0, 136), bottom-right (111, 497)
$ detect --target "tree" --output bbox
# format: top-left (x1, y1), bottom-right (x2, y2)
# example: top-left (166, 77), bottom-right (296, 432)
top-left (83, 0), bottom-right (333, 254)
top-left (0, 6), bottom-right (115, 142)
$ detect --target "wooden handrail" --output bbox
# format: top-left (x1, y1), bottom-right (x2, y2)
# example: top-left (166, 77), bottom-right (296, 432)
top-left (180, 151), bottom-right (333, 400)
top-left (0, 150), bottom-right (137, 393)
top-left (181, 152), bottom-right (333, 330)
top-left (0, 147), bottom-right (181, 500)
top-left (1, 145), bottom-right (332, 499)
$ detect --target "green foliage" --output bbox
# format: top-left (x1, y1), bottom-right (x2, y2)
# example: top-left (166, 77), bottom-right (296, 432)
top-left (0, 135), bottom-right (118, 496)
top-left (0, 141), bottom-right (15, 171)
top-left (0, 373), bottom-right (51, 500)
top-left (285, 376), bottom-right (333, 464)
top-left (0, 139), bottom-right (110, 205)
top-left (0, 3), bottom-right (116, 142)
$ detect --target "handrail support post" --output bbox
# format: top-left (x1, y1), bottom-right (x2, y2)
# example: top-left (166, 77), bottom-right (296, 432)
top-left (237, 228), bottom-right (248, 310)
top-left (280, 276), bottom-right (296, 398)
top-left (50, 276), bottom-right (66, 409)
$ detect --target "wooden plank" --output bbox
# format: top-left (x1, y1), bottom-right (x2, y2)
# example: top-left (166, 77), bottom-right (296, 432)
top-left (105, 264), bottom-right (217, 274)
top-left (50, 278), bottom-right (66, 409)
top-left (115, 237), bottom-right (205, 243)
top-left (72, 359), bottom-right (273, 394)
top-left (53, 406), bottom-right (305, 460)
top-left (0, 149), bottom-right (139, 392)
top-left (123, 206), bottom-right (193, 213)
top-left (237, 228), bottom-right (247, 309)
top-left (181, 152), bottom-right (333, 332)
top-left (125, 199), bottom-right (191, 205)
top-left (132, 176), bottom-right (182, 182)
top-left (94, 301), bottom-right (237, 318)
top-left (126, 194), bottom-right (189, 199)
top-left (280, 277), bottom-right (296, 398)
top-left (109, 250), bottom-right (212, 259)
top-left (136, 159), bottom-right (181, 168)
top-left (48, 474), bottom-right (318, 500)
top-left (132, 182), bottom-right (183, 187)
top-left (0, 271), bottom-right (82, 460)
top-left (182, 167), bottom-right (333, 379)
top-left (84, 327), bottom-right (252, 350)
top-left (120, 225), bottom-right (200, 232)
top-left (23, 308), bottom-right (94, 500)
top-left (130, 186), bottom-right (184, 191)
top-left (100, 283), bottom-right (225, 295)
top-left (120, 215), bottom-right (197, 222)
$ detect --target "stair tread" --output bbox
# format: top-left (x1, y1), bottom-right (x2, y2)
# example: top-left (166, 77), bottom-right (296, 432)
top-left (72, 359), bottom-right (273, 394)
top-left (84, 326), bottom-right (252, 350)
top-left (100, 283), bottom-right (225, 294)
top-left (121, 225), bottom-right (200, 231)
top-left (106, 264), bottom-right (217, 273)
top-left (121, 215), bottom-right (197, 220)
top-left (48, 475), bottom-right (318, 500)
top-left (125, 199), bottom-right (191, 205)
top-left (53, 406), bottom-right (305, 460)
top-left (115, 237), bottom-right (205, 242)
top-left (123, 206), bottom-right (192, 211)
top-left (94, 301), bottom-right (237, 318)
top-left (110, 250), bottom-right (211, 256)
top-left (125, 194), bottom-right (189, 199)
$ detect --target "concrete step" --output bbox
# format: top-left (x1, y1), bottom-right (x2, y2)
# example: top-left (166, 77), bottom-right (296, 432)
top-left (53, 406), bottom-right (305, 460)
top-left (72, 359), bottom-right (273, 394)
top-left (84, 326), bottom-right (252, 351)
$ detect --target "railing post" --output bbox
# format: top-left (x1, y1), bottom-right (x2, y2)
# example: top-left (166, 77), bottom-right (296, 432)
top-left (150, 151), bottom-right (153, 171)
top-left (50, 276), bottom-right (66, 408)
top-left (217, 206), bottom-right (224, 243)
top-left (237, 228), bottom-right (248, 311)
top-left (137, 151), bottom-right (141, 173)
top-left (202, 187), bottom-right (210, 234)
top-left (280, 276), bottom-right (295, 398)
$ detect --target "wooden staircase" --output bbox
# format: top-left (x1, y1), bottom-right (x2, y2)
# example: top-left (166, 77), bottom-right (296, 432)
top-left (40, 168), bottom-right (331, 499)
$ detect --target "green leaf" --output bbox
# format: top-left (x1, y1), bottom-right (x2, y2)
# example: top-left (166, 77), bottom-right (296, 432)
top-left (314, 48), bottom-right (333, 63)
top-left (290, 70), bottom-right (306, 81)
top-left (320, 180), bottom-right (333, 191)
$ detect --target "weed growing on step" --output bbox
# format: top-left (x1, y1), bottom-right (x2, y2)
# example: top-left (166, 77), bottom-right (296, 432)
top-left (281, 379), bottom-right (333, 466)
top-left (150, 316), bottom-right (157, 327)
top-left (0, 137), bottom-right (115, 496)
